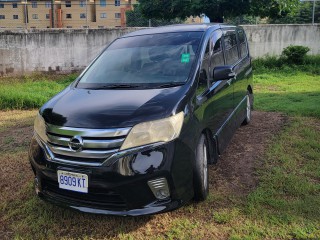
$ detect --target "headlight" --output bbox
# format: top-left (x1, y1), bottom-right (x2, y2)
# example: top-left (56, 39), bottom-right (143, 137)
top-left (34, 113), bottom-right (47, 141)
top-left (120, 112), bottom-right (184, 151)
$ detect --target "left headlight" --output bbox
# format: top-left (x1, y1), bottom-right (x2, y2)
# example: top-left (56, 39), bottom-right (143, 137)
top-left (120, 112), bottom-right (184, 151)
top-left (34, 113), bottom-right (47, 141)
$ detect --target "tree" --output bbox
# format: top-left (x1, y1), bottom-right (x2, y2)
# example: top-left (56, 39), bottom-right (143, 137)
top-left (126, 5), bottom-right (184, 27)
top-left (268, 1), bottom-right (320, 24)
top-left (137, 0), bottom-right (300, 23)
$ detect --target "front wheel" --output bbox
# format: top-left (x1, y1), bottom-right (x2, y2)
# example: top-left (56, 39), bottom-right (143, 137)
top-left (193, 134), bottom-right (209, 201)
top-left (242, 94), bottom-right (252, 125)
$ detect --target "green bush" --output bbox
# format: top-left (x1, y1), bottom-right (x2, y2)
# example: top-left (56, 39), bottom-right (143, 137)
top-left (281, 45), bottom-right (310, 64)
top-left (253, 53), bottom-right (320, 75)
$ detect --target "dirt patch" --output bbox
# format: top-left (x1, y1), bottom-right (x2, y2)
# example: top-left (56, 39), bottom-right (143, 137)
top-left (210, 111), bottom-right (287, 199)
top-left (0, 126), bottom-right (34, 153)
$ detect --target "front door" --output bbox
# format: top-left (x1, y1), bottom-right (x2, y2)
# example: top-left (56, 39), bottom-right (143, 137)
top-left (194, 29), bottom-right (234, 153)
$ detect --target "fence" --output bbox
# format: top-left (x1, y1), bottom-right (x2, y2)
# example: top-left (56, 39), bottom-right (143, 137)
top-left (1, 1), bottom-right (319, 30)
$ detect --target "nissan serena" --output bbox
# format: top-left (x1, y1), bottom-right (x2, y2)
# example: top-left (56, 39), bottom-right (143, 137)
top-left (29, 24), bottom-right (253, 216)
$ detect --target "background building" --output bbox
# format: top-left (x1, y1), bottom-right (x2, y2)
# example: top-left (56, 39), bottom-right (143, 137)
top-left (0, 0), bottom-right (137, 29)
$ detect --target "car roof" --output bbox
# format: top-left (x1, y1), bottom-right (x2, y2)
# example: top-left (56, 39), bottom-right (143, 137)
top-left (121, 24), bottom-right (236, 38)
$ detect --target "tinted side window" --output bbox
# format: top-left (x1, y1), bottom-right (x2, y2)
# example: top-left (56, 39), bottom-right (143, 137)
top-left (223, 31), bottom-right (239, 65)
top-left (209, 30), bottom-right (224, 83)
top-left (197, 40), bottom-right (210, 96)
top-left (237, 28), bottom-right (248, 58)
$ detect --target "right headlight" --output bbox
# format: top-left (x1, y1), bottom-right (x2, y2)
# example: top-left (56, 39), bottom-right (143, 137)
top-left (120, 112), bottom-right (184, 151)
top-left (34, 113), bottom-right (47, 141)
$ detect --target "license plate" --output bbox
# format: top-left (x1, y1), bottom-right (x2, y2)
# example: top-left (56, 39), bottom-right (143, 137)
top-left (57, 170), bottom-right (88, 193)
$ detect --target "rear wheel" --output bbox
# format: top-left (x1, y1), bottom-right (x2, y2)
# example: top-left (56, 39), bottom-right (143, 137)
top-left (193, 134), bottom-right (209, 201)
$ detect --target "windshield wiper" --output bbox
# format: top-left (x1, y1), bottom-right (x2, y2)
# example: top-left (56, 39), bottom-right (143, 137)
top-left (100, 84), bottom-right (141, 89)
top-left (157, 82), bottom-right (185, 88)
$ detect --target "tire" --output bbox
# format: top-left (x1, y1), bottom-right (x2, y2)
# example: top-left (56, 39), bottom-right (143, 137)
top-left (242, 93), bottom-right (252, 125)
top-left (208, 136), bottom-right (219, 165)
top-left (193, 134), bottom-right (209, 201)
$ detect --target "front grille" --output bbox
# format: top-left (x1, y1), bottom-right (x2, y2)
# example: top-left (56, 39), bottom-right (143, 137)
top-left (42, 178), bottom-right (127, 210)
top-left (40, 124), bottom-right (131, 166)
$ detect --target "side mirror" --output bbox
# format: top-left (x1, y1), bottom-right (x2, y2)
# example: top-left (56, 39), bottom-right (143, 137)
top-left (213, 66), bottom-right (236, 81)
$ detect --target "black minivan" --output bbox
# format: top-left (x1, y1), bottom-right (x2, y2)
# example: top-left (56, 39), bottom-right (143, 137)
top-left (29, 24), bottom-right (253, 216)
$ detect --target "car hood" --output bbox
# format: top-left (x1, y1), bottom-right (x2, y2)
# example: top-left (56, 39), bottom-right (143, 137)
top-left (40, 86), bottom-right (187, 129)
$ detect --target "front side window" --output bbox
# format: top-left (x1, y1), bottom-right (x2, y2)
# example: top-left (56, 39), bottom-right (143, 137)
top-left (223, 30), bottom-right (239, 65)
top-left (13, 15), bottom-right (18, 19)
top-left (80, 13), bottom-right (86, 18)
top-left (45, 2), bottom-right (51, 8)
top-left (209, 30), bottom-right (225, 83)
top-left (32, 14), bottom-right (38, 19)
top-left (115, 13), bottom-right (121, 18)
top-left (46, 14), bottom-right (50, 19)
top-left (115, 0), bottom-right (120, 6)
top-left (65, 1), bottom-right (71, 7)
top-left (12, 3), bottom-right (18, 8)
top-left (0, 15), bottom-right (5, 19)
top-left (77, 32), bottom-right (203, 89)
top-left (196, 39), bottom-right (210, 96)
top-left (100, 13), bottom-right (107, 18)
top-left (32, 2), bottom-right (37, 8)
top-left (0, 4), bottom-right (4, 8)
top-left (66, 14), bottom-right (72, 19)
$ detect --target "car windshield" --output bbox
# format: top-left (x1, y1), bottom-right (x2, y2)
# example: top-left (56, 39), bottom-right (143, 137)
top-left (77, 31), bottom-right (203, 89)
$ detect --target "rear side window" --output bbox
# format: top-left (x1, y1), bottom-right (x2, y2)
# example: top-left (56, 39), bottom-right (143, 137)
top-left (237, 28), bottom-right (248, 58)
top-left (223, 30), bottom-right (239, 65)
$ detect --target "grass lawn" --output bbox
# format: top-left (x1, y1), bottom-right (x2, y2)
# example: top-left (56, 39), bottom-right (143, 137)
top-left (254, 71), bottom-right (320, 118)
top-left (0, 73), bottom-right (78, 110)
top-left (0, 62), bottom-right (319, 239)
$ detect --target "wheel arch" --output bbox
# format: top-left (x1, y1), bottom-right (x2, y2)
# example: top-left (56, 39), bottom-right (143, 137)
top-left (201, 128), bottom-right (219, 164)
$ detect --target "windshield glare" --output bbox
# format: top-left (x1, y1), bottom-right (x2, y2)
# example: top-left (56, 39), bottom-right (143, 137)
top-left (77, 32), bottom-right (203, 89)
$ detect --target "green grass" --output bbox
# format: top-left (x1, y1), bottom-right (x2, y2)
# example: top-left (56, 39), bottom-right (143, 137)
top-left (254, 71), bottom-right (320, 118)
top-left (240, 117), bottom-right (320, 239)
top-left (0, 73), bottom-right (77, 110)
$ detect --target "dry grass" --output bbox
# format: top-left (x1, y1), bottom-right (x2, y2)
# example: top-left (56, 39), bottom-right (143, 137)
top-left (1, 111), bottom-right (319, 240)
top-left (0, 110), bottom-right (37, 132)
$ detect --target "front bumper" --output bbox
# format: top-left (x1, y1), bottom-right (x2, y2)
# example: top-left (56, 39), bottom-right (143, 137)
top-left (29, 136), bottom-right (194, 216)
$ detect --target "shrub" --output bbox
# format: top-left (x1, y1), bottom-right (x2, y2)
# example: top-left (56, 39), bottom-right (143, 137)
top-left (281, 45), bottom-right (310, 65)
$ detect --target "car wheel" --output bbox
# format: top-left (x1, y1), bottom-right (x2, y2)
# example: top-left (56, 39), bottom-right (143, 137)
top-left (242, 93), bottom-right (252, 125)
top-left (193, 134), bottom-right (209, 201)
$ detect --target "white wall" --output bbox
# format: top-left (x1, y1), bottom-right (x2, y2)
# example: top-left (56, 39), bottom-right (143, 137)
top-left (242, 24), bottom-right (320, 57)
top-left (0, 25), bottom-right (319, 76)
top-left (0, 28), bottom-right (141, 76)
